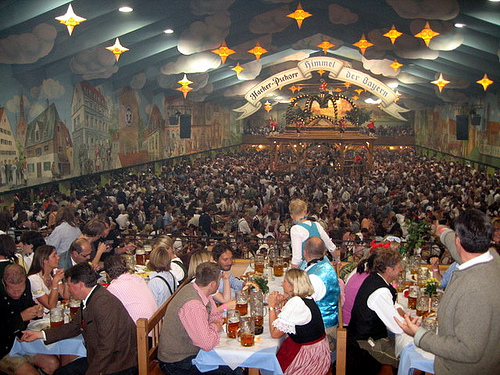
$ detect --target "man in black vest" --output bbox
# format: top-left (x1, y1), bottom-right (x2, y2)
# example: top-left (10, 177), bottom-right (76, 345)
top-left (348, 248), bottom-right (405, 368)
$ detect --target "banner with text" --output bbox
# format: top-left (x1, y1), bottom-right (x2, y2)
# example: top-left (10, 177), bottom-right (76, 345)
top-left (234, 56), bottom-right (409, 121)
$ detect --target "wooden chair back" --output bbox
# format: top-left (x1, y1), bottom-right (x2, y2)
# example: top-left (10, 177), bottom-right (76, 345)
top-left (136, 279), bottom-right (189, 375)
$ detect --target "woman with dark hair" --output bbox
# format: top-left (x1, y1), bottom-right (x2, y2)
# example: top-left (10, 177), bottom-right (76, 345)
top-left (46, 207), bottom-right (82, 255)
top-left (0, 234), bottom-right (17, 282)
top-left (27, 245), bottom-right (67, 315)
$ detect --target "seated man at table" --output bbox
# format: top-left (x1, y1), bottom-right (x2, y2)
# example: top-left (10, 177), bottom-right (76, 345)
top-left (212, 243), bottom-right (243, 298)
top-left (0, 264), bottom-right (58, 375)
top-left (397, 209), bottom-right (500, 375)
top-left (21, 262), bottom-right (138, 375)
top-left (348, 247), bottom-right (405, 369)
top-left (158, 261), bottom-right (241, 375)
top-left (303, 236), bottom-right (340, 349)
top-left (58, 238), bottom-right (92, 270)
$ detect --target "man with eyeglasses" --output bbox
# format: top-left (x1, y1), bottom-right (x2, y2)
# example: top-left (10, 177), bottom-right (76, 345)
top-left (58, 238), bottom-right (92, 270)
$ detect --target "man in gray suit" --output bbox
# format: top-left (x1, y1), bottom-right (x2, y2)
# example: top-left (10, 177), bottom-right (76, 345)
top-left (58, 238), bottom-right (92, 270)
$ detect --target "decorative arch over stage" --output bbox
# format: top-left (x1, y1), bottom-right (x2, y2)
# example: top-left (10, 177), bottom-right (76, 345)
top-left (234, 56), bottom-right (409, 121)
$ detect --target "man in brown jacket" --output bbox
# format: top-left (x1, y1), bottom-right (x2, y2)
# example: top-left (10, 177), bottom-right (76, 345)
top-left (21, 263), bottom-right (138, 375)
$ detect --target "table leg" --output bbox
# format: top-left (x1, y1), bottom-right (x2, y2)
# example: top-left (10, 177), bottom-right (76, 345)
top-left (248, 368), bottom-right (260, 375)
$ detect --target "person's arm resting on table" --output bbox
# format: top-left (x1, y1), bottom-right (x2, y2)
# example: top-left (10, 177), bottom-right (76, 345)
top-left (179, 299), bottom-right (221, 351)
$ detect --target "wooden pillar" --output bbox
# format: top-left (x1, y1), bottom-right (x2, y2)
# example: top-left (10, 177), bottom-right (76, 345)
top-left (365, 141), bottom-right (374, 168)
top-left (58, 180), bottom-right (71, 196)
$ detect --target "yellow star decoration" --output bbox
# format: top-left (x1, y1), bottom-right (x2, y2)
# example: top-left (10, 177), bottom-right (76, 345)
top-left (296, 85), bottom-right (303, 92)
top-left (317, 70), bottom-right (326, 76)
top-left (317, 40), bottom-right (335, 54)
top-left (248, 42), bottom-right (268, 61)
top-left (353, 34), bottom-right (374, 55)
top-left (177, 74), bottom-right (193, 98)
top-left (431, 73), bottom-right (450, 93)
top-left (394, 91), bottom-right (401, 102)
top-left (414, 21), bottom-right (440, 47)
top-left (383, 25), bottom-right (403, 45)
top-left (476, 74), bottom-right (493, 91)
top-left (344, 82), bottom-right (351, 88)
top-left (287, 3), bottom-right (312, 29)
top-left (55, 4), bottom-right (86, 36)
top-left (352, 95), bottom-right (359, 100)
top-left (264, 101), bottom-right (273, 112)
top-left (354, 89), bottom-right (364, 95)
top-left (389, 60), bottom-right (403, 72)
top-left (105, 38), bottom-right (129, 61)
top-left (289, 85), bottom-right (300, 93)
top-left (212, 41), bottom-right (235, 64)
top-left (231, 63), bottom-right (245, 75)
top-left (334, 88), bottom-right (343, 92)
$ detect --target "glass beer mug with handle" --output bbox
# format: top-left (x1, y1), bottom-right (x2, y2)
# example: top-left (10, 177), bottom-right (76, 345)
top-left (237, 316), bottom-right (255, 347)
top-left (226, 309), bottom-right (241, 339)
top-left (250, 296), bottom-right (267, 335)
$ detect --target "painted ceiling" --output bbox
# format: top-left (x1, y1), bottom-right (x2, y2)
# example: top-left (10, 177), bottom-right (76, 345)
top-left (0, 0), bottom-right (499, 115)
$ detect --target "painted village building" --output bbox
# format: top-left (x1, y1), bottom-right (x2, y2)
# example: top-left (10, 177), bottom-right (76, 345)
top-left (0, 106), bottom-right (19, 186)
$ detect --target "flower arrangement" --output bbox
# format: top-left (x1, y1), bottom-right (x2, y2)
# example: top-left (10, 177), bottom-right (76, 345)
top-left (424, 278), bottom-right (440, 296)
top-left (253, 275), bottom-right (269, 294)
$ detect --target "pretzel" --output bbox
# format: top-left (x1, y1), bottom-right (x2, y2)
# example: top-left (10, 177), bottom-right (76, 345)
top-left (242, 280), bottom-right (260, 291)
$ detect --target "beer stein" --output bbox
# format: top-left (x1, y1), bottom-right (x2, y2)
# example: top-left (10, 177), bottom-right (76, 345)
top-left (237, 316), bottom-right (255, 347)
top-left (50, 306), bottom-right (64, 328)
top-left (273, 256), bottom-right (285, 277)
top-left (226, 309), bottom-right (240, 339)
top-left (235, 290), bottom-right (249, 316)
top-left (252, 255), bottom-right (265, 274)
top-left (250, 296), bottom-right (267, 335)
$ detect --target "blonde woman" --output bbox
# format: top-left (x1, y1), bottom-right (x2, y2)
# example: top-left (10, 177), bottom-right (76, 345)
top-left (153, 235), bottom-right (187, 283)
top-left (188, 250), bottom-right (234, 312)
top-left (268, 269), bottom-right (331, 375)
top-left (147, 245), bottom-right (178, 307)
top-left (289, 199), bottom-right (337, 269)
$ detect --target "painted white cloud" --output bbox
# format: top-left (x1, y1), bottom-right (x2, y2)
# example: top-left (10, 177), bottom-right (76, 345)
top-left (249, 6), bottom-right (293, 34)
top-left (224, 80), bottom-right (260, 97)
top-left (400, 99), bottom-right (426, 111)
top-left (6, 95), bottom-right (30, 114)
top-left (269, 61), bottom-right (298, 75)
top-left (292, 34), bottom-right (343, 52)
top-left (29, 103), bottom-right (45, 118)
top-left (161, 51), bottom-right (221, 75)
top-left (177, 12), bottom-right (231, 55)
top-left (428, 25), bottom-right (463, 51)
top-left (395, 47), bottom-right (439, 60)
top-left (190, 0), bottom-right (234, 16)
top-left (70, 47), bottom-right (118, 80)
top-left (362, 57), bottom-right (399, 77)
top-left (157, 74), bottom-right (177, 89)
top-left (397, 72), bottom-right (427, 84)
top-left (236, 60), bottom-right (262, 81)
top-left (190, 73), bottom-right (210, 91)
top-left (30, 78), bottom-right (65, 100)
top-left (328, 4), bottom-right (359, 25)
top-left (0, 23), bottom-right (57, 64)
top-left (387, 0), bottom-right (459, 20)
top-left (130, 73), bottom-right (146, 90)
top-left (436, 89), bottom-right (468, 104)
top-left (190, 83), bottom-right (214, 102)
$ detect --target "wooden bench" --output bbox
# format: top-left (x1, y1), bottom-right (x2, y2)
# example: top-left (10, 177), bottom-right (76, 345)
top-left (136, 279), bottom-right (188, 375)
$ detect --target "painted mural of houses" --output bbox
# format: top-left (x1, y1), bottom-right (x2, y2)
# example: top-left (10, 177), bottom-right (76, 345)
top-left (0, 106), bottom-right (19, 186)
top-left (15, 94), bottom-right (28, 148)
top-left (24, 103), bottom-right (72, 180)
top-left (72, 81), bottom-right (111, 175)
top-left (144, 105), bottom-right (164, 161)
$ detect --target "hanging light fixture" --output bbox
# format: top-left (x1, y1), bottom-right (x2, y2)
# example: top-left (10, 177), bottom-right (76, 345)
top-left (264, 101), bottom-right (273, 112)
top-left (177, 74), bottom-right (193, 98)
top-left (212, 41), bottom-right (235, 64)
top-left (105, 38), bottom-right (129, 61)
top-left (476, 74), bottom-right (493, 91)
top-left (354, 89), bottom-right (364, 95)
top-left (248, 42), bottom-right (268, 60)
top-left (383, 25), bottom-right (403, 44)
top-left (55, 4), bottom-right (86, 35)
top-left (431, 73), bottom-right (450, 92)
top-left (353, 34), bottom-right (373, 55)
top-left (389, 60), bottom-right (403, 72)
top-left (414, 21), bottom-right (440, 47)
top-left (317, 39), bottom-right (335, 55)
top-left (231, 63), bottom-right (245, 75)
top-left (287, 3), bottom-right (312, 29)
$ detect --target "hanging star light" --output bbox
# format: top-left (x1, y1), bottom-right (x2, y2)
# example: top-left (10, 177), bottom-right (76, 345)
top-left (317, 39), bottom-right (335, 54)
top-left (352, 95), bottom-right (359, 101)
top-left (389, 60), bottom-right (403, 72)
top-left (353, 34), bottom-right (373, 55)
top-left (106, 38), bottom-right (129, 61)
top-left (334, 88), bottom-right (343, 92)
top-left (476, 74), bottom-right (493, 91)
top-left (317, 70), bottom-right (325, 76)
top-left (344, 82), bottom-right (351, 88)
top-left (287, 3), bottom-right (312, 29)
top-left (383, 25), bottom-right (403, 44)
top-left (354, 89), bottom-right (364, 95)
top-left (248, 42), bottom-right (268, 60)
top-left (177, 74), bottom-right (193, 98)
top-left (289, 85), bottom-right (300, 93)
top-left (212, 41), bottom-right (235, 64)
top-left (55, 4), bottom-right (86, 35)
top-left (296, 85), bottom-right (303, 92)
top-left (414, 21), bottom-right (440, 47)
top-left (394, 91), bottom-right (401, 102)
top-left (431, 73), bottom-right (450, 92)
top-left (264, 101), bottom-right (273, 112)
top-left (232, 63), bottom-right (245, 75)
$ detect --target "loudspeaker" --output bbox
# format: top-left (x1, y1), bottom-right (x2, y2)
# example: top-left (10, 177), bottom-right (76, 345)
top-left (180, 114), bottom-right (191, 139)
top-left (169, 116), bottom-right (178, 125)
top-left (471, 115), bottom-right (481, 126)
top-left (456, 115), bottom-right (468, 140)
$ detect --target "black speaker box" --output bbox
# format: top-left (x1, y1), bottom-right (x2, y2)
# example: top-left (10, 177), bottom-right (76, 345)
top-left (456, 115), bottom-right (468, 140)
top-left (180, 114), bottom-right (191, 139)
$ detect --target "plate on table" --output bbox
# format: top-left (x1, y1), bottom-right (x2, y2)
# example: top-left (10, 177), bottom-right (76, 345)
top-left (28, 319), bottom-right (50, 331)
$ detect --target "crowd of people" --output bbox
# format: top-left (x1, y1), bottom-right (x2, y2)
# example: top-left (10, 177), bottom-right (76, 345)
top-left (1, 147), bottom-right (500, 374)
